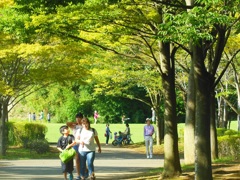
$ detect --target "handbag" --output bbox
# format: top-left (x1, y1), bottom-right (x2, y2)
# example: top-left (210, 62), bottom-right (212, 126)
top-left (59, 148), bottom-right (76, 163)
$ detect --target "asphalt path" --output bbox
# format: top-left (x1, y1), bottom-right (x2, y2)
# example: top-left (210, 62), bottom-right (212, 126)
top-left (0, 145), bottom-right (165, 180)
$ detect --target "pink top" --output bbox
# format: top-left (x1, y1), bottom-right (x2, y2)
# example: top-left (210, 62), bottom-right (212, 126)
top-left (94, 112), bottom-right (99, 119)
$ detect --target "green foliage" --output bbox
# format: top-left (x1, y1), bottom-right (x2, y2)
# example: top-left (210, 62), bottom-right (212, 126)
top-left (217, 128), bottom-right (226, 136)
top-left (6, 122), bottom-right (25, 146)
top-left (6, 122), bottom-right (47, 152)
top-left (28, 139), bottom-right (50, 154)
top-left (217, 128), bottom-right (240, 160)
top-left (217, 128), bottom-right (239, 136)
top-left (218, 135), bottom-right (240, 160)
top-left (24, 123), bottom-right (47, 139)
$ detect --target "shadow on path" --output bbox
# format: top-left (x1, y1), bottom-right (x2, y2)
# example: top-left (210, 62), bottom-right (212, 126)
top-left (0, 145), bottom-right (165, 180)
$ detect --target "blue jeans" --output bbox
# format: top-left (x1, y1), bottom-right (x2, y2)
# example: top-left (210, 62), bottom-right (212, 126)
top-left (79, 151), bottom-right (95, 178)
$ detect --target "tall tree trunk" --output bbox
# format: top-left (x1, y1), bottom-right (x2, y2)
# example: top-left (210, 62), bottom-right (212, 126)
top-left (184, 60), bottom-right (195, 165)
top-left (216, 95), bottom-right (223, 128)
top-left (155, 108), bottom-right (164, 145)
top-left (160, 42), bottom-right (181, 177)
top-left (184, 0), bottom-right (196, 166)
top-left (233, 66), bottom-right (240, 131)
top-left (237, 85), bottom-right (240, 131)
top-left (150, 92), bottom-right (163, 145)
top-left (0, 98), bottom-right (9, 156)
top-left (193, 44), bottom-right (212, 180)
top-left (210, 90), bottom-right (218, 160)
top-left (0, 102), bottom-right (4, 156)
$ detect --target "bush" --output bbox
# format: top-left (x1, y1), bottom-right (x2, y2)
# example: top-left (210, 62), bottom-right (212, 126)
top-left (28, 139), bottom-right (50, 154)
top-left (217, 128), bottom-right (226, 136)
top-left (218, 135), bottom-right (240, 160)
top-left (6, 122), bottom-right (48, 150)
top-left (217, 128), bottom-right (238, 137)
top-left (6, 122), bottom-right (25, 146)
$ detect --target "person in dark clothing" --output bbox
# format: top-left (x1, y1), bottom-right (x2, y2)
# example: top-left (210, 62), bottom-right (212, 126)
top-left (57, 125), bottom-right (76, 180)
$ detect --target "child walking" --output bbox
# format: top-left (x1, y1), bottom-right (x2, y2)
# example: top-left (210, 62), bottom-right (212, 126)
top-left (57, 125), bottom-right (76, 180)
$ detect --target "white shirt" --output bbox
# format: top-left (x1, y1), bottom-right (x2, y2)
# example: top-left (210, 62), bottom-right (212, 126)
top-left (73, 125), bottom-right (82, 137)
top-left (76, 128), bottom-right (98, 152)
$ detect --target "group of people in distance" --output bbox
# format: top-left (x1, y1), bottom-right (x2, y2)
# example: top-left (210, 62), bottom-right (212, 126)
top-left (57, 113), bottom-right (101, 180)
top-left (28, 111), bottom-right (51, 123)
top-left (56, 109), bottom-right (156, 180)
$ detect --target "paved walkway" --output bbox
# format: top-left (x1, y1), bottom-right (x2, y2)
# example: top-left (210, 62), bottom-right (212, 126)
top-left (0, 145), bottom-right (165, 180)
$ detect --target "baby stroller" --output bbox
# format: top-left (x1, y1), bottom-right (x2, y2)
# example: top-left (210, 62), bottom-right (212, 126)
top-left (112, 131), bottom-right (133, 146)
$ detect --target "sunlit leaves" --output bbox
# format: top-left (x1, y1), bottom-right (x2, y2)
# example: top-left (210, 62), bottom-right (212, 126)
top-left (0, 0), bottom-right (14, 8)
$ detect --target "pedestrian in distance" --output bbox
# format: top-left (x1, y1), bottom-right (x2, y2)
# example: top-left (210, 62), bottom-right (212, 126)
top-left (144, 118), bottom-right (155, 159)
top-left (123, 123), bottom-right (130, 138)
top-left (57, 125), bottom-right (76, 180)
top-left (93, 110), bottom-right (99, 124)
top-left (105, 123), bottom-right (112, 145)
top-left (151, 107), bottom-right (156, 122)
top-left (28, 112), bottom-right (31, 122)
top-left (122, 115), bottom-right (125, 124)
top-left (66, 112), bottom-right (83, 180)
top-left (39, 110), bottom-right (44, 122)
top-left (75, 117), bottom-right (101, 180)
top-left (47, 112), bottom-right (51, 123)
top-left (32, 112), bottom-right (36, 121)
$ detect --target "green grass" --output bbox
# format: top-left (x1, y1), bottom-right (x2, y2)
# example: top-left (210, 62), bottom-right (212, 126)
top-left (2, 146), bottom-right (59, 160)
top-left (45, 121), bottom-right (238, 144)
top-left (45, 123), bottom-right (154, 144)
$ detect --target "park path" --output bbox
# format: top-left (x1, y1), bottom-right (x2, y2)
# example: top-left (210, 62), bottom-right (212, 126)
top-left (0, 145), bottom-right (164, 180)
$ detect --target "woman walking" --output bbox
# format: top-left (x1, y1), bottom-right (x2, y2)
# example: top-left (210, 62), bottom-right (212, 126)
top-left (75, 117), bottom-right (101, 180)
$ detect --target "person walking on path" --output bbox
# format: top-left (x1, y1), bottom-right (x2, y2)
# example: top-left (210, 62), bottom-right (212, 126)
top-left (66, 112), bottom-right (83, 180)
top-left (39, 110), bottom-right (44, 122)
top-left (28, 112), bottom-right (31, 122)
top-left (75, 117), bottom-right (101, 180)
top-left (151, 107), bottom-right (156, 122)
top-left (32, 112), bottom-right (36, 121)
top-left (57, 125), bottom-right (76, 180)
top-left (144, 118), bottom-right (155, 159)
top-left (105, 123), bottom-right (112, 145)
top-left (47, 112), bottom-right (51, 123)
top-left (93, 111), bottom-right (99, 124)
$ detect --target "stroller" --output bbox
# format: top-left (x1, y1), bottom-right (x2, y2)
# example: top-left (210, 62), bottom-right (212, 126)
top-left (112, 131), bottom-right (133, 146)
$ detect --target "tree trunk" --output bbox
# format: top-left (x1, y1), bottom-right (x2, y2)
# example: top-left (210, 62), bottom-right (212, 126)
top-left (210, 90), bottom-right (218, 160)
top-left (0, 98), bottom-right (9, 156)
top-left (155, 107), bottom-right (164, 144)
top-left (234, 71), bottom-right (240, 131)
top-left (216, 95), bottom-right (223, 128)
top-left (160, 42), bottom-right (181, 177)
top-left (184, 60), bottom-right (195, 165)
top-left (155, 108), bottom-right (164, 145)
top-left (193, 44), bottom-right (212, 180)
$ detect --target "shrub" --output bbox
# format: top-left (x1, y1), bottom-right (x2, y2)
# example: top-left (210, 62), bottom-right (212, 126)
top-left (6, 122), bottom-right (25, 146)
top-left (224, 129), bottom-right (238, 136)
top-left (28, 139), bottom-right (50, 154)
top-left (217, 128), bottom-right (226, 136)
top-left (217, 128), bottom-right (238, 137)
top-left (218, 135), bottom-right (240, 160)
top-left (6, 122), bottom-right (48, 149)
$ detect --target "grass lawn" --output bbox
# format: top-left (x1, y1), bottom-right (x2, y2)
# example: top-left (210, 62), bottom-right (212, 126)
top-left (45, 120), bottom-right (238, 144)
top-left (45, 123), bottom-right (152, 144)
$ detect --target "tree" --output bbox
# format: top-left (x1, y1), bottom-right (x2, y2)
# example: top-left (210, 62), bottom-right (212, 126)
top-left (27, 0), bottom-right (182, 177)
top-left (0, 4), bottom-right (89, 155)
top-left (181, 0), bottom-right (240, 178)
